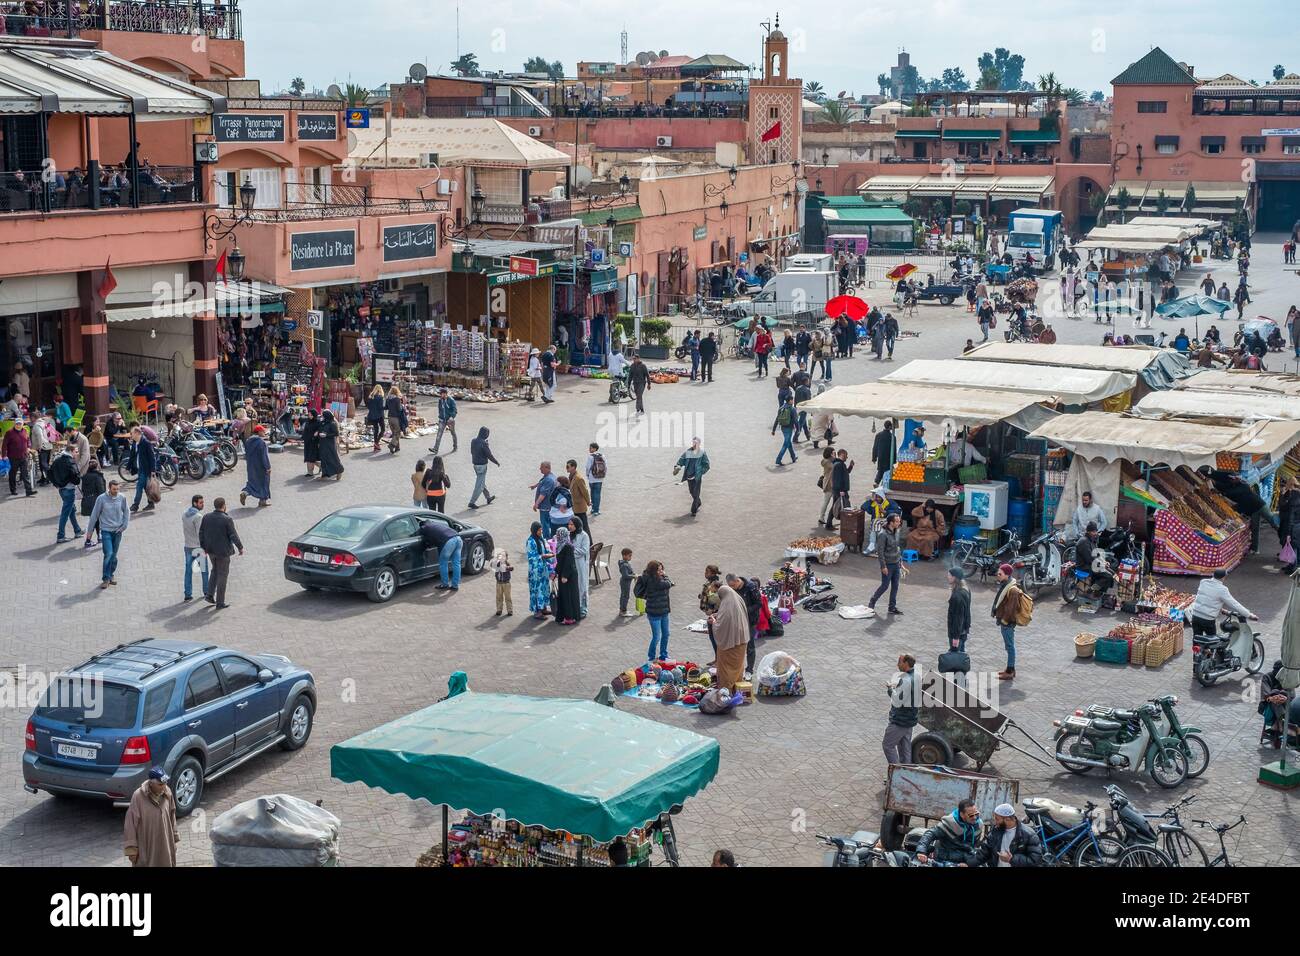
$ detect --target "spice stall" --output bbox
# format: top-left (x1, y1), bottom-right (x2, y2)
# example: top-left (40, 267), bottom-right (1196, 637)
top-left (1029, 411), bottom-right (1300, 576)
top-left (331, 692), bottom-right (719, 867)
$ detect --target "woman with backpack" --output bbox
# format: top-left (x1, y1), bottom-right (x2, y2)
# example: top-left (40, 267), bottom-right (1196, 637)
top-left (992, 563), bottom-right (1028, 681)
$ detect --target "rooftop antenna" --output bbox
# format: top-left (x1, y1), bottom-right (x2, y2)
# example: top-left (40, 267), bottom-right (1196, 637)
top-left (456, 2), bottom-right (461, 60)
top-left (620, 25), bottom-right (628, 66)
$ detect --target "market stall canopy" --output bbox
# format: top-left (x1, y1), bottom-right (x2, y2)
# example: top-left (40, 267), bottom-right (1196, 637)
top-left (1155, 293), bottom-right (1231, 319)
top-left (349, 118), bottom-right (574, 169)
top-left (858, 173), bottom-right (1052, 202)
top-left (800, 380), bottom-right (1053, 429)
top-left (330, 693), bottom-right (720, 843)
top-left (884, 358), bottom-right (1135, 405)
top-left (961, 342), bottom-right (1194, 389)
top-left (0, 46), bottom-right (224, 118)
top-left (1028, 411), bottom-right (1300, 468)
top-left (1134, 388), bottom-right (1300, 422)
top-left (1177, 369), bottom-right (1300, 397)
top-left (1127, 216), bottom-right (1220, 231)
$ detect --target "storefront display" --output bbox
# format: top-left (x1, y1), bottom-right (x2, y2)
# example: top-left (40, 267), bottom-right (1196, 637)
top-left (417, 813), bottom-right (658, 868)
top-left (1145, 466), bottom-right (1248, 575)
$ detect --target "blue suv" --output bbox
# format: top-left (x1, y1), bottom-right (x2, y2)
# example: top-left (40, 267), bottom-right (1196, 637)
top-left (24, 639), bottom-right (316, 817)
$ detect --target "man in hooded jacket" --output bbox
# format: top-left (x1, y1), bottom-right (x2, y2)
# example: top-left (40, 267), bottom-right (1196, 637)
top-left (468, 427), bottom-right (499, 509)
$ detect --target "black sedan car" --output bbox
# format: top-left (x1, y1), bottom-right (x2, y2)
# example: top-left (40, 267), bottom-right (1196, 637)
top-left (284, 506), bottom-right (494, 603)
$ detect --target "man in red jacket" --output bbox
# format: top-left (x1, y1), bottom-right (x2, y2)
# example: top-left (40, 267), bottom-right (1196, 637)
top-left (754, 325), bottom-right (774, 378)
top-left (3, 420), bottom-right (35, 497)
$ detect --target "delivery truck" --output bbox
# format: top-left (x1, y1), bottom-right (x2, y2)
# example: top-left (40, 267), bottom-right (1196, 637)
top-left (737, 270), bottom-right (837, 320)
top-left (1005, 208), bottom-right (1063, 272)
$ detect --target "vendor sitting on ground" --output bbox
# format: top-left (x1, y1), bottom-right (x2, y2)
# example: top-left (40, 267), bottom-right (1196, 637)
top-left (906, 499), bottom-right (947, 560)
top-left (1068, 491), bottom-right (1107, 539)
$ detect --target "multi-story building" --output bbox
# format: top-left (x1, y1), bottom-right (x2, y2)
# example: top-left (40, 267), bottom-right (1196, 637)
top-left (1107, 47), bottom-right (1300, 231)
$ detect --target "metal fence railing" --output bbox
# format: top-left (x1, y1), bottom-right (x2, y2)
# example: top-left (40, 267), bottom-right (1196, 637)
top-left (110, 351), bottom-right (175, 404)
top-left (0, 165), bottom-right (196, 214)
top-left (0, 1), bottom-right (242, 39)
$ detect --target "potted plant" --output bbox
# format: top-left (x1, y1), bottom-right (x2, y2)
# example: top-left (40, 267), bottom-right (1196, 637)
top-left (637, 318), bottom-right (672, 360)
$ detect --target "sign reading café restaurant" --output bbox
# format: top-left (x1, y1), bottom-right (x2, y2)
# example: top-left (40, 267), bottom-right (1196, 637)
top-left (214, 113), bottom-right (286, 143)
top-left (291, 230), bottom-right (357, 271)
top-left (382, 223), bottom-right (439, 262)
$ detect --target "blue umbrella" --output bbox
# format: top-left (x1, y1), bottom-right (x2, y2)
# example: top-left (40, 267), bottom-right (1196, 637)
top-left (1154, 294), bottom-right (1231, 338)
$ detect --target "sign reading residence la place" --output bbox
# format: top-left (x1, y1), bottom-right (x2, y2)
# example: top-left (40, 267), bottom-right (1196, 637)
top-left (214, 113), bottom-right (286, 143)
top-left (382, 222), bottom-right (439, 262)
top-left (290, 229), bottom-right (357, 271)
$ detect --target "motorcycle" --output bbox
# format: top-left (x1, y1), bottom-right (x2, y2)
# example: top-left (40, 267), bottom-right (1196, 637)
top-left (1009, 530), bottom-right (1064, 595)
top-left (117, 443), bottom-right (180, 488)
top-left (164, 424), bottom-right (225, 481)
top-left (607, 368), bottom-right (633, 405)
top-left (1192, 613), bottom-right (1265, 688)
top-left (192, 423), bottom-right (239, 470)
top-left (953, 529), bottom-right (1024, 583)
top-left (817, 831), bottom-right (918, 868)
top-left (1082, 694), bottom-right (1209, 778)
top-left (1053, 698), bottom-right (1189, 788)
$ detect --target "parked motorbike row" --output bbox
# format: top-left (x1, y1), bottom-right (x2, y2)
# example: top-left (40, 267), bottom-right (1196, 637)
top-left (821, 786), bottom-right (1243, 868)
top-left (1054, 694), bottom-right (1207, 788)
top-left (117, 422), bottom-right (240, 487)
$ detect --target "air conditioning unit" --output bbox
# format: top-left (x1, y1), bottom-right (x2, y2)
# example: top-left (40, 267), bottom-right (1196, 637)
top-left (656, 135), bottom-right (673, 148)
top-left (528, 125), bottom-right (543, 137)
top-left (422, 151), bottom-right (439, 167)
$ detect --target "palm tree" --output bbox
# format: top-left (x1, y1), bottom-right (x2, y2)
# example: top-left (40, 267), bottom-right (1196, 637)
top-left (1061, 88), bottom-right (1086, 106)
top-left (803, 81), bottom-right (826, 103)
top-left (338, 83), bottom-right (370, 107)
top-left (1037, 72), bottom-right (1060, 95)
top-left (450, 53), bottom-right (480, 77)
top-left (289, 77), bottom-right (306, 96)
top-left (977, 66), bottom-right (1001, 91)
top-left (817, 101), bottom-right (851, 126)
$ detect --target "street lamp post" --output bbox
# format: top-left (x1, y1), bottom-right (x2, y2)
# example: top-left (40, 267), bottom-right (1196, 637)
top-left (203, 177), bottom-right (258, 281)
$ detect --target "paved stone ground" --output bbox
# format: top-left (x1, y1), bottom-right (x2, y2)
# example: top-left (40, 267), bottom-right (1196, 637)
top-left (2, 235), bottom-right (1299, 868)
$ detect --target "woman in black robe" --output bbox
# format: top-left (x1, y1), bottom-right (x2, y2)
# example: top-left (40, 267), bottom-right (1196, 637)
top-left (301, 410), bottom-right (322, 477)
top-left (551, 527), bottom-right (580, 625)
top-left (317, 410), bottom-right (345, 481)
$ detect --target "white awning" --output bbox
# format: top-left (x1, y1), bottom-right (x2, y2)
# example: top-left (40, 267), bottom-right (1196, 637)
top-left (0, 46), bottom-right (222, 117)
top-left (1127, 216), bottom-right (1220, 231)
top-left (1028, 411), bottom-right (1300, 468)
top-left (960, 342), bottom-right (1167, 373)
top-left (1177, 369), bottom-right (1300, 397)
top-left (1134, 389), bottom-right (1300, 422)
top-left (1075, 238), bottom-right (1173, 252)
top-left (884, 358), bottom-right (1135, 405)
top-left (799, 381), bottom-right (1052, 429)
top-left (106, 297), bottom-right (214, 323)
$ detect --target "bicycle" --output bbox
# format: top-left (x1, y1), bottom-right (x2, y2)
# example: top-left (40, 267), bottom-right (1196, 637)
top-left (952, 530), bottom-right (1024, 583)
top-left (1191, 815), bottom-right (1246, 867)
top-left (1024, 800), bottom-right (1123, 867)
top-left (1143, 794), bottom-right (1210, 867)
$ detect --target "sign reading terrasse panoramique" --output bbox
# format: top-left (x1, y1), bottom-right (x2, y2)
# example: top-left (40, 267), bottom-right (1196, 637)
top-left (290, 229), bottom-right (357, 270)
top-left (214, 113), bottom-right (286, 143)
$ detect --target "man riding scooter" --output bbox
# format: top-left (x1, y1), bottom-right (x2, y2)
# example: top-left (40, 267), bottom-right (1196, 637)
top-left (1075, 523), bottom-right (1114, 596)
top-left (1189, 568), bottom-right (1256, 641)
top-left (915, 799), bottom-right (982, 866)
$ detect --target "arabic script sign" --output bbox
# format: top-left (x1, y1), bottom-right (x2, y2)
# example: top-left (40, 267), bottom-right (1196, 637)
top-left (297, 113), bottom-right (339, 141)
top-left (382, 223), bottom-right (439, 262)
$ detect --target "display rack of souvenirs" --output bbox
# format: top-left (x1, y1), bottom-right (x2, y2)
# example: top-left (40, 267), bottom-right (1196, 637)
top-left (416, 813), bottom-right (655, 868)
top-left (1148, 465), bottom-right (1248, 575)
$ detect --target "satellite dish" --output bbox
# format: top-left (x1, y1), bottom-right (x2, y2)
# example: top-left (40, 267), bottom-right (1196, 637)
top-left (658, 50), bottom-right (668, 57)
top-left (327, 83), bottom-right (342, 99)
top-left (635, 52), bottom-right (650, 66)
top-left (645, 52), bottom-right (658, 63)
top-left (346, 130), bottom-right (358, 153)
top-left (409, 62), bottom-right (427, 82)
top-left (574, 164), bottom-right (594, 188)
top-left (837, 90), bottom-right (847, 98)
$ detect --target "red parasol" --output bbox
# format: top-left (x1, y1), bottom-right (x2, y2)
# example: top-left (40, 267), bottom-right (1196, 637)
top-left (886, 263), bottom-right (918, 281)
top-left (825, 295), bottom-right (868, 320)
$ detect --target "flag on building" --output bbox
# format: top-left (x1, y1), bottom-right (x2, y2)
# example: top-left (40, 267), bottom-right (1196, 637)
top-left (215, 249), bottom-right (228, 278)
top-left (97, 258), bottom-right (117, 300)
top-left (760, 121), bottom-right (782, 142)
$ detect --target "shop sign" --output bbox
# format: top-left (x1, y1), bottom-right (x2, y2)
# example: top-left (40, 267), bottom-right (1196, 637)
top-left (290, 229), bottom-right (357, 271)
top-left (618, 241), bottom-right (633, 257)
top-left (214, 113), bottom-right (286, 143)
top-left (382, 222), bottom-right (439, 262)
top-left (346, 108), bottom-right (371, 129)
top-left (297, 113), bottom-right (339, 141)
top-left (590, 276), bottom-right (621, 295)
top-left (306, 310), bottom-right (325, 330)
top-left (693, 226), bottom-right (708, 241)
top-left (508, 255), bottom-right (540, 276)
top-left (372, 354), bottom-right (398, 384)
top-left (1262, 128), bottom-right (1300, 136)
top-left (281, 319), bottom-right (298, 331)
top-left (488, 263), bottom-right (558, 287)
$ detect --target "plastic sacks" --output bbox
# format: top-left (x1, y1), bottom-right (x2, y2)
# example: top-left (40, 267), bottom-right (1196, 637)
top-left (756, 651), bottom-right (807, 698)
top-left (210, 794), bottom-right (341, 867)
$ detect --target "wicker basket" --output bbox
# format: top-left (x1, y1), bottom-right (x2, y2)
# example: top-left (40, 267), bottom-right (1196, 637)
top-left (1074, 633), bottom-right (1097, 658)
top-left (1145, 633), bottom-right (1175, 667)
top-left (1129, 636), bottom-right (1148, 665)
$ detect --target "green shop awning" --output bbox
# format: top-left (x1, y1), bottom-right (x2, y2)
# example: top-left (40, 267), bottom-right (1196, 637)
top-left (895, 129), bottom-right (939, 139)
top-left (942, 128), bottom-right (1002, 141)
top-left (330, 692), bottom-right (721, 842)
top-left (822, 206), bottom-right (915, 225)
top-left (1009, 130), bottom-right (1061, 144)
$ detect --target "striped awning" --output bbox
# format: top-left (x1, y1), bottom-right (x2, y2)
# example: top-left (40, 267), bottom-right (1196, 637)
top-left (895, 129), bottom-right (940, 139)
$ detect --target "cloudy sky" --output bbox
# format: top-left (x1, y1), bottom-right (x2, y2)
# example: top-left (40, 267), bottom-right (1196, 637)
top-left (244, 0), bottom-right (1298, 96)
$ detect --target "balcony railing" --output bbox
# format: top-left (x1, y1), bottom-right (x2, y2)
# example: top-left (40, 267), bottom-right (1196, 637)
top-left (0, 165), bottom-right (197, 215)
top-left (235, 184), bottom-right (448, 222)
top-left (0, 1), bottom-right (242, 40)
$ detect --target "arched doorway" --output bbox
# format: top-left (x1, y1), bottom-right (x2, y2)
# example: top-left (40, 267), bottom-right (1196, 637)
top-left (1059, 176), bottom-right (1104, 234)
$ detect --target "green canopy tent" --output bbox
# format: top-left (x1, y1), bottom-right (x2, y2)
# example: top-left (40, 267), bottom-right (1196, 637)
top-left (1154, 293), bottom-right (1230, 339)
top-left (331, 692), bottom-right (720, 852)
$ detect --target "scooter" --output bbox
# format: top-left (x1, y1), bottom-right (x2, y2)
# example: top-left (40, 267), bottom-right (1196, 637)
top-left (1193, 613), bottom-right (1265, 688)
top-left (1053, 698), bottom-right (1189, 788)
top-left (1081, 694), bottom-right (1209, 778)
top-left (607, 367), bottom-right (633, 405)
top-left (1010, 530), bottom-right (1064, 595)
top-left (817, 831), bottom-right (914, 868)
